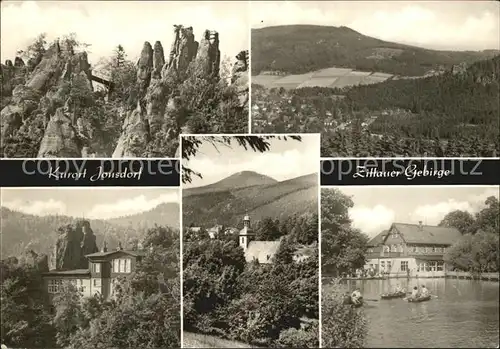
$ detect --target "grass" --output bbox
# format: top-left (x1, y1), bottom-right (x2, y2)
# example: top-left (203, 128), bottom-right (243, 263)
top-left (183, 332), bottom-right (257, 348)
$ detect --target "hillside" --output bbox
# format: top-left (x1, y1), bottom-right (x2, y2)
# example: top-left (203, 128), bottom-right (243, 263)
top-left (184, 171), bottom-right (278, 196)
top-left (183, 172), bottom-right (318, 227)
top-left (0, 203), bottom-right (179, 258)
top-left (251, 25), bottom-right (499, 76)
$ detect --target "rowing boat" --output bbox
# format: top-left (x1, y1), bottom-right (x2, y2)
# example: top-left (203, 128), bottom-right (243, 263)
top-left (381, 291), bottom-right (406, 299)
top-left (407, 295), bottom-right (431, 303)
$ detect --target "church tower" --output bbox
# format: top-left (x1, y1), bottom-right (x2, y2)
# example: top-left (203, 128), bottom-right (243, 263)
top-left (239, 215), bottom-right (253, 251)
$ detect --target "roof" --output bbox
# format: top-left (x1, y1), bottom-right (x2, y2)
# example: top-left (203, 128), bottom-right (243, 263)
top-left (85, 249), bottom-right (146, 259)
top-left (239, 226), bottom-right (255, 236)
top-left (414, 255), bottom-right (445, 261)
top-left (245, 240), bottom-right (281, 264)
top-left (43, 269), bottom-right (91, 277)
top-left (392, 223), bottom-right (461, 245)
top-left (367, 230), bottom-right (388, 247)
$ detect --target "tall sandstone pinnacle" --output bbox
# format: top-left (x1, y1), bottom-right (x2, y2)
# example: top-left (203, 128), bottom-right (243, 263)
top-left (112, 25), bottom-right (221, 158)
top-left (51, 220), bottom-right (99, 271)
top-left (231, 50), bottom-right (249, 110)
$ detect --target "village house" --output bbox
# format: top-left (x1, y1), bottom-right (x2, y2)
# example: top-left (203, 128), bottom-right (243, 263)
top-left (238, 215), bottom-right (281, 264)
top-left (238, 215), bottom-right (312, 264)
top-left (364, 221), bottom-right (461, 278)
top-left (42, 242), bottom-right (146, 301)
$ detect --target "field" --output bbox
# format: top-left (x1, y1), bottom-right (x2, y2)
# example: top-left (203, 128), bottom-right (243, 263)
top-left (183, 332), bottom-right (257, 348)
top-left (252, 67), bottom-right (394, 90)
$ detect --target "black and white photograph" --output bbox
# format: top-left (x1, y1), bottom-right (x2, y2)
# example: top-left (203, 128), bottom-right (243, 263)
top-left (251, 1), bottom-right (500, 157)
top-left (0, 0), bottom-right (249, 158)
top-left (181, 134), bottom-right (319, 347)
top-left (0, 187), bottom-right (180, 348)
top-left (321, 186), bottom-right (499, 348)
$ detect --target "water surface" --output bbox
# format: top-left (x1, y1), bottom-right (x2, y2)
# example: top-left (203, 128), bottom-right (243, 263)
top-left (327, 278), bottom-right (499, 348)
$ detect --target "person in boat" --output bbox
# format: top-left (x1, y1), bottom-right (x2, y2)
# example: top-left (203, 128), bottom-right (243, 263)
top-left (394, 284), bottom-right (403, 293)
top-left (351, 287), bottom-right (363, 305)
top-left (410, 286), bottom-right (419, 299)
top-left (420, 285), bottom-right (429, 297)
top-left (342, 292), bottom-right (351, 305)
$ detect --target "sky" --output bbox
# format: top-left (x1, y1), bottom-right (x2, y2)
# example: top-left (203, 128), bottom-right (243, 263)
top-left (1, 1), bottom-right (249, 65)
top-left (252, 1), bottom-right (500, 51)
top-left (330, 186), bottom-right (499, 238)
top-left (1, 187), bottom-right (179, 219)
top-left (183, 134), bottom-right (320, 188)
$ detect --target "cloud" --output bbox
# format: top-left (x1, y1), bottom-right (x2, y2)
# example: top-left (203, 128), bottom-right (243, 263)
top-left (86, 192), bottom-right (179, 219)
top-left (410, 187), bottom-right (500, 225)
top-left (252, 2), bottom-right (499, 51)
top-left (2, 198), bottom-right (67, 216)
top-left (1, 1), bottom-right (248, 64)
top-left (349, 205), bottom-right (395, 237)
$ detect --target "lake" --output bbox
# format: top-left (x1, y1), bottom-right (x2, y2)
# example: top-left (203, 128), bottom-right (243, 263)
top-left (337, 278), bottom-right (499, 348)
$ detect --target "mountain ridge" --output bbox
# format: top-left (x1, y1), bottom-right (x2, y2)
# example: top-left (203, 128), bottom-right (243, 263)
top-left (183, 172), bottom-right (318, 227)
top-left (251, 24), bottom-right (499, 76)
top-left (0, 202), bottom-right (179, 259)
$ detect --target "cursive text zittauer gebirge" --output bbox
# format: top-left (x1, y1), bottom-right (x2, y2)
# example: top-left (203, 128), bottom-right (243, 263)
top-left (47, 166), bottom-right (143, 181)
top-left (353, 165), bottom-right (451, 180)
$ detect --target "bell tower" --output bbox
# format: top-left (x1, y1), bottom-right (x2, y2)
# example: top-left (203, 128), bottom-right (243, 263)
top-left (239, 215), bottom-right (252, 251)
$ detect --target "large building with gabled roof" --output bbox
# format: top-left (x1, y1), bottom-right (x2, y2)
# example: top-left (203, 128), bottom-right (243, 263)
top-left (43, 242), bottom-right (146, 301)
top-left (364, 221), bottom-right (461, 278)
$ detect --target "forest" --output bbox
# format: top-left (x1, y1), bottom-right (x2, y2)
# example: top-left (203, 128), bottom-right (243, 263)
top-left (1, 32), bottom-right (248, 158)
top-left (0, 225), bottom-right (180, 349)
top-left (251, 25), bottom-right (499, 76)
top-left (0, 203), bottom-right (179, 258)
top-left (441, 196), bottom-right (500, 273)
top-left (183, 213), bottom-right (319, 347)
top-left (252, 55), bottom-right (500, 157)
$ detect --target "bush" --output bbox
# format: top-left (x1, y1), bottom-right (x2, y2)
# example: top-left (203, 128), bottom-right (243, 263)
top-left (322, 282), bottom-right (367, 348)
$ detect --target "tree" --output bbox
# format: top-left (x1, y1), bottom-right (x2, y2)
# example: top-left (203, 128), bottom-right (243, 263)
top-left (321, 189), bottom-right (369, 276)
top-left (181, 135), bottom-right (302, 184)
top-left (0, 258), bottom-right (56, 348)
top-left (475, 196), bottom-right (499, 234)
top-left (52, 283), bottom-right (84, 347)
top-left (439, 210), bottom-right (476, 234)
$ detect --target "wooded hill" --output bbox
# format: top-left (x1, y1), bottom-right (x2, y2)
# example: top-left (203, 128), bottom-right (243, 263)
top-left (183, 171), bottom-right (318, 227)
top-left (0, 203), bottom-right (179, 258)
top-left (251, 25), bottom-right (499, 76)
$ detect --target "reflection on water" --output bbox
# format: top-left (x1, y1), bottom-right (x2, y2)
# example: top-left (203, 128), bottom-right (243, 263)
top-left (325, 278), bottom-right (499, 348)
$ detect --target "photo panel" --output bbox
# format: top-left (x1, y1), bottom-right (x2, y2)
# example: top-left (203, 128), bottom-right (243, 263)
top-left (250, 1), bottom-right (499, 157)
top-left (181, 134), bottom-right (320, 348)
top-left (321, 185), bottom-right (500, 348)
top-left (0, 186), bottom-right (181, 348)
top-left (1, 0), bottom-right (250, 159)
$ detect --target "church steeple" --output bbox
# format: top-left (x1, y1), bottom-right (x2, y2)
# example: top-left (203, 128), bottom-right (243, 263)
top-left (239, 214), bottom-right (253, 251)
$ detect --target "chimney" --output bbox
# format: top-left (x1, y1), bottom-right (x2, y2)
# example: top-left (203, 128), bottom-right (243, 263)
top-left (117, 242), bottom-right (123, 251)
top-left (418, 221), bottom-right (423, 230)
top-left (101, 241), bottom-right (108, 253)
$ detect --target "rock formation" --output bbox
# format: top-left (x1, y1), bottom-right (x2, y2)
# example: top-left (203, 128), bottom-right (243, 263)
top-left (51, 220), bottom-right (98, 270)
top-left (112, 25), bottom-right (221, 158)
top-left (18, 250), bottom-right (49, 272)
top-left (231, 50), bottom-right (249, 109)
top-left (1, 40), bottom-right (94, 156)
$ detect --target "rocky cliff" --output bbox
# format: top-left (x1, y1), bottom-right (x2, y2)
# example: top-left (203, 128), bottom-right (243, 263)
top-left (1, 40), bottom-right (94, 157)
top-left (1, 25), bottom-right (244, 158)
top-left (112, 25), bottom-right (221, 158)
top-left (51, 220), bottom-right (98, 270)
